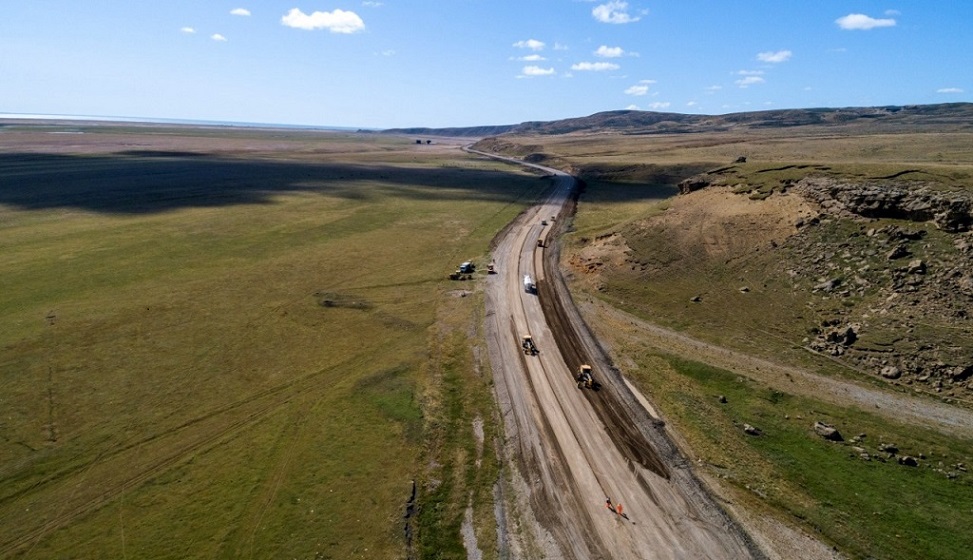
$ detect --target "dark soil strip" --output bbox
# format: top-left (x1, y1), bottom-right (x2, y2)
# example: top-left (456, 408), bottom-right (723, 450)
top-left (535, 199), bottom-right (672, 480)
top-left (404, 480), bottom-right (417, 559)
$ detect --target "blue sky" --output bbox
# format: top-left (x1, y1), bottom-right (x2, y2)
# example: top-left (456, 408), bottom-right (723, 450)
top-left (2, 1), bottom-right (970, 128)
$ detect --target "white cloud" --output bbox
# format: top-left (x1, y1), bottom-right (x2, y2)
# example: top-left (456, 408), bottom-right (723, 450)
top-left (281, 8), bottom-right (365, 33)
top-left (363, 1), bottom-right (384, 6)
top-left (686, 101), bottom-right (698, 107)
top-left (836, 13), bottom-right (896, 30)
top-left (211, 34), bottom-right (227, 42)
top-left (517, 54), bottom-right (546, 61)
top-left (757, 50), bottom-right (792, 63)
top-left (595, 45), bottom-right (624, 58)
top-left (554, 42), bottom-right (569, 51)
top-left (522, 65), bottom-right (555, 77)
top-left (592, 1), bottom-right (641, 24)
top-left (626, 104), bottom-right (640, 110)
top-left (624, 79), bottom-right (656, 96)
top-left (647, 102), bottom-right (670, 110)
top-left (706, 85), bottom-right (722, 91)
top-left (572, 61), bottom-right (620, 71)
top-left (885, 9), bottom-right (901, 16)
top-left (180, 27), bottom-right (196, 34)
top-left (735, 76), bottom-right (765, 87)
top-left (379, 49), bottom-right (395, 56)
top-left (737, 70), bottom-right (764, 76)
top-left (937, 87), bottom-right (964, 94)
top-left (513, 39), bottom-right (545, 51)
top-left (230, 8), bottom-right (250, 17)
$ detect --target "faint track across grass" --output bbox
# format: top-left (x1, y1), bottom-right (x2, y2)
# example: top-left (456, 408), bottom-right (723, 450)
top-left (0, 339), bottom-right (407, 557)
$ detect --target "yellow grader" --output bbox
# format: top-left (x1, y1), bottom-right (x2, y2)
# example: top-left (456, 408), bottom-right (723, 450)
top-left (576, 364), bottom-right (601, 390)
top-left (521, 335), bottom-right (538, 356)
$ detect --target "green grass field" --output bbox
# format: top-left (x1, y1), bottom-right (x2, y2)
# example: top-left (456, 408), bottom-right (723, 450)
top-left (0, 126), bottom-right (542, 558)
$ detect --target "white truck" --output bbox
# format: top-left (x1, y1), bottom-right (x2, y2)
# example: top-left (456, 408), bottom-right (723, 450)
top-left (523, 274), bottom-right (536, 294)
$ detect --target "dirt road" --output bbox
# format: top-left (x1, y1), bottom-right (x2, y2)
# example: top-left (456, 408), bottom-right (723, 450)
top-left (475, 150), bottom-right (759, 559)
top-left (583, 299), bottom-right (973, 439)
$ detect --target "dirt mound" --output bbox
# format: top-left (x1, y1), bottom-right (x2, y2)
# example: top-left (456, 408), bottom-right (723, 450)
top-left (568, 186), bottom-right (815, 283)
top-left (646, 186), bottom-right (814, 259)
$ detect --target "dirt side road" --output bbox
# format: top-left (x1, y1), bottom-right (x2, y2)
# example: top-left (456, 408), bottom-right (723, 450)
top-left (580, 299), bottom-right (973, 440)
top-left (474, 150), bottom-right (760, 559)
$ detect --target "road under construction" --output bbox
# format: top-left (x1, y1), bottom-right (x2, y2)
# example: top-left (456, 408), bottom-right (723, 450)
top-left (473, 149), bottom-right (762, 559)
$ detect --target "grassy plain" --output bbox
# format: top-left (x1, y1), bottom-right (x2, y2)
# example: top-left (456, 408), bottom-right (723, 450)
top-left (0, 124), bottom-right (542, 558)
top-left (491, 128), bottom-right (973, 559)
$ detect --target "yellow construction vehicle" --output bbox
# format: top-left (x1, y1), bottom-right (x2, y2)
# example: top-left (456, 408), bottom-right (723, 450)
top-left (576, 364), bottom-right (601, 390)
top-left (521, 335), bottom-right (538, 356)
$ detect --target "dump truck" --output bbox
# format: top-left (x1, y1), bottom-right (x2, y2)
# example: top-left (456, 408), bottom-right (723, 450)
top-left (521, 335), bottom-right (538, 355)
top-left (487, 261), bottom-right (496, 274)
top-left (523, 274), bottom-right (536, 294)
top-left (576, 364), bottom-right (601, 390)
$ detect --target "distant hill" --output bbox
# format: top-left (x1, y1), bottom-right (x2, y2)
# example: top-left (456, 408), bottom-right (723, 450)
top-left (379, 124), bottom-right (519, 137)
top-left (383, 103), bottom-right (973, 137)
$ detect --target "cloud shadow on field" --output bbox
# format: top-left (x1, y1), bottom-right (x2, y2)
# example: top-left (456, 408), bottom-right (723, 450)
top-left (0, 151), bottom-right (556, 214)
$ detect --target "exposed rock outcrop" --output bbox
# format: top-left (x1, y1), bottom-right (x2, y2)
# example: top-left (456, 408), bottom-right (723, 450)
top-left (679, 173), bottom-right (973, 233)
top-left (793, 177), bottom-right (973, 233)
